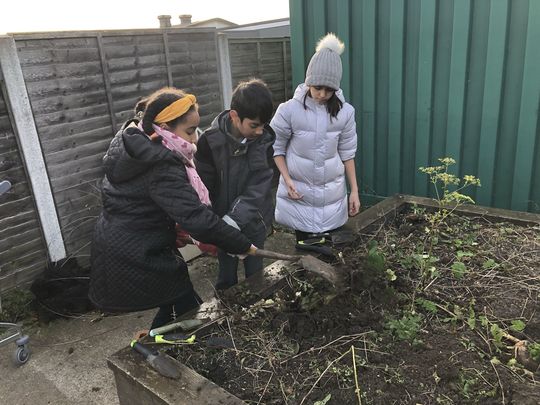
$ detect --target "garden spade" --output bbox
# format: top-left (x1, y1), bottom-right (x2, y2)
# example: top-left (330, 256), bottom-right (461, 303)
top-left (250, 248), bottom-right (345, 288)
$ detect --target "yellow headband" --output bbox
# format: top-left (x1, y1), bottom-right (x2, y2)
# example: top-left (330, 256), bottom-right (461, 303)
top-left (154, 94), bottom-right (197, 124)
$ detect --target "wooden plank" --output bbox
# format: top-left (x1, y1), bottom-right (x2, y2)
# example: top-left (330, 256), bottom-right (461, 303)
top-left (39, 125), bottom-right (111, 152)
top-left (401, 194), bottom-right (540, 226)
top-left (37, 115), bottom-right (112, 139)
top-left (25, 74), bottom-right (106, 100)
top-left (97, 33), bottom-right (117, 133)
top-left (12, 28), bottom-right (215, 42)
top-left (51, 165), bottom-right (103, 194)
top-left (163, 33), bottom-right (173, 87)
top-left (29, 90), bottom-right (108, 116)
top-left (53, 179), bottom-right (102, 205)
top-left (0, 196), bottom-right (37, 217)
top-left (0, 212), bottom-right (41, 234)
top-left (48, 156), bottom-right (104, 182)
top-left (1, 252), bottom-right (46, 277)
top-left (45, 138), bottom-right (111, 166)
top-left (0, 262), bottom-right (47, 292)
top-left (0, 230), bottom-right (44, 258)
top-left (17, 47), bottom-right (101, 66)
top-left (20, 62), bottom-right (103, 83)
top-left (110, 80), bottom-right (169, 100)
top-left (58, 202), bottom-right (101, 228)
top-left (106, 55), bottom-right (167, 72)
top-left (34, 104), bottom-right (110, 127)
top-left (0, 177), bottom-right (32, 202)
top-left (56, 193), bottom-right (101, 214)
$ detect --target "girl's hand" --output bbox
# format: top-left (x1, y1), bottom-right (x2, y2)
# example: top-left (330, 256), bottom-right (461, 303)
top-left (285, 180), bottom-right (303, 200)
top-left (348, 191), bottom-right (361, 216)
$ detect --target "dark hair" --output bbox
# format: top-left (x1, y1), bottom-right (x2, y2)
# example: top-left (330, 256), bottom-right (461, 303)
top-left (134, 97), bottom-right (148, 119)
top-left (230, 79), bottom-right (273, 124)
top-left (303, 89), bottom-right (343, 119)
top-left (120, 97), bottom-right (149, 130)
top-left (141, 87), bottom-right (198, 135)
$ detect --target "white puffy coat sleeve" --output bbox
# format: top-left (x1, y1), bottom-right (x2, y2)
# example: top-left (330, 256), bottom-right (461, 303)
top-left (270, 102), bottom-right (293, 157)
top-left (337, 105), bottom-right (357, 161)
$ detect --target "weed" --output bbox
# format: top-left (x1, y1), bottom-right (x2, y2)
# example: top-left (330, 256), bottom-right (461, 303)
top-left (385, 312), bottom-right (424, 345)
top-left (419, 157), bottom-right (481, 209)
top-left (0, 288), bottom-right (35, 323)
top-left (313, 393), bottom-right (332, 405)
top-left (528, 342), bottom-right (540, 362)
top-left (456, 369), bottom-right (497, 401)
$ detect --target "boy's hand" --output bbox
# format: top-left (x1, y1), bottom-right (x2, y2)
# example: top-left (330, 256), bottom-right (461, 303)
top-left (285, 180), bottom-right (303, 200)
top-left (348, 191), bottom-right (361, 216)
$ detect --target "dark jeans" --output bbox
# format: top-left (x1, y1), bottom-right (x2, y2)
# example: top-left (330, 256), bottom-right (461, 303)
top-left (150, 289), bottom-right (202, 330)
top-left (215, 228), bottom-right (267, 290)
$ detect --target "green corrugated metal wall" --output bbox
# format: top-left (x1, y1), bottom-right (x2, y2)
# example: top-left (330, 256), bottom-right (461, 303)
top-left (289, 0), bottom-right (540, 212)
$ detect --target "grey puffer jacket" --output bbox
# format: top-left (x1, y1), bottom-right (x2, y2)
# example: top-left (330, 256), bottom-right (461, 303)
top-left (270, 83), bottom-right (357, 233)
top-left (89, 126), bottom-right (251, 312)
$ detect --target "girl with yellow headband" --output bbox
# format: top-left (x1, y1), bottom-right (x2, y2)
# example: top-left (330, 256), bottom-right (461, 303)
top-left (89, 87), bottom-right (255, 330)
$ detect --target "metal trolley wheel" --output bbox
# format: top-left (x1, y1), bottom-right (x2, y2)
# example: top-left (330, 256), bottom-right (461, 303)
top-left (13, 344), bottom-right (31, 365)
top-left (11, 335), bottom-right (31, 366)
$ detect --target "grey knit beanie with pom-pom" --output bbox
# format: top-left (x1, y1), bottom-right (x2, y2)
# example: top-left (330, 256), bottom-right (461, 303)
top-left (305, 33), bottom-right (345, 90)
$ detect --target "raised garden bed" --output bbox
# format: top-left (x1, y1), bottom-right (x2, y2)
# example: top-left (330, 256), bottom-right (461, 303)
top-left (108, 194), bottom-right (540, 405)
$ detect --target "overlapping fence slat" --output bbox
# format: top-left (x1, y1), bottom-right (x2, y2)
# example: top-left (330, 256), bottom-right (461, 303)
top-left (0, 73), bottom-right (48, 290)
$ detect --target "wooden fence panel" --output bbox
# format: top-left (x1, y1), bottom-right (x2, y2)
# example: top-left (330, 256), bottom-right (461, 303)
top-left (229, 38), bottom-right (292, 109)
top-left (15, 35), bottom-right (108, 268)
top-left (10, 29), bottom-right (223, 272)
top-left (0, 75), bottom-right (48, 291)
top-left (167, 32), bottom-right (222, 129)
top-left (3, 29), bottom-right (292, 289)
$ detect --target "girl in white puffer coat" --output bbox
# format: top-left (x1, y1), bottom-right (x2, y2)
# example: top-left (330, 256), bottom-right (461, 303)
top-left (270, 33), bottom-right (361, 256)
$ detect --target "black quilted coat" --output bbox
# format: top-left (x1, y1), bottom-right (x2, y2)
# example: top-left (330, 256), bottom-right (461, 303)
top-left (89, 126), bottom-right (251, 312)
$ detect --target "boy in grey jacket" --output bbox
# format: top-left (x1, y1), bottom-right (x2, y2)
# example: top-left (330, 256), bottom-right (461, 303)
top-left (195, 79), bottom-right (275, 290)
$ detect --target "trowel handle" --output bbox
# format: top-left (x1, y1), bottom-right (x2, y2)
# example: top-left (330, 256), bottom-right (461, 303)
top-left (131, 340), bottom-right (155, 359)
top-left (250, 248), bottom-right (301, 261)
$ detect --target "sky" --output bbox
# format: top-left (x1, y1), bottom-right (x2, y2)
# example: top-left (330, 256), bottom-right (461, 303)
top-left (0, 0), bottom-right (290, 34)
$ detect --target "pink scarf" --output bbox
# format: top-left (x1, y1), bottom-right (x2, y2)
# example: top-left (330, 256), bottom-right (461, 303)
top-left (144, 124), bottom-right (211, 205)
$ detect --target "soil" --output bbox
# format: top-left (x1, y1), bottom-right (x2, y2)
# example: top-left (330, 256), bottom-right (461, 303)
top-left (169, 206), bottom-right (540, 405)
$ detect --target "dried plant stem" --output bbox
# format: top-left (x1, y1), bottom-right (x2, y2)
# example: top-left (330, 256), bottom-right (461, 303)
top-left (299, 349), bottom-right (351, 405)
top-left (257, 372), bottom-right (273, 405)
top-left (490, 360), bottom-right (505, 405)
top-left (351, 345), bottom-right (362, 405)
top-left (226, 316), bottom-right (239, 355)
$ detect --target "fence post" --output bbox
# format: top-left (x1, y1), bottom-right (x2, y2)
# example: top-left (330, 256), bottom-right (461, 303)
top-left (216, 32), bottom-right (233, 109)
top-left (0, 35), bottom-right (66, 262)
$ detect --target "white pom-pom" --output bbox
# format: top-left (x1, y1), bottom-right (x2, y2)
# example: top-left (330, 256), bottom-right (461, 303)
top-left (315, 33), bottom-right (345, 55)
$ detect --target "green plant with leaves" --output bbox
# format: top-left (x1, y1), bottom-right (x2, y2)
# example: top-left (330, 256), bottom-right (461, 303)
top-left (419, 157), bottom-right (481, 208)
top-left (528, 342), bottom-right (540, 362)
top-left (386, 312), bottom-right (424, 345)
